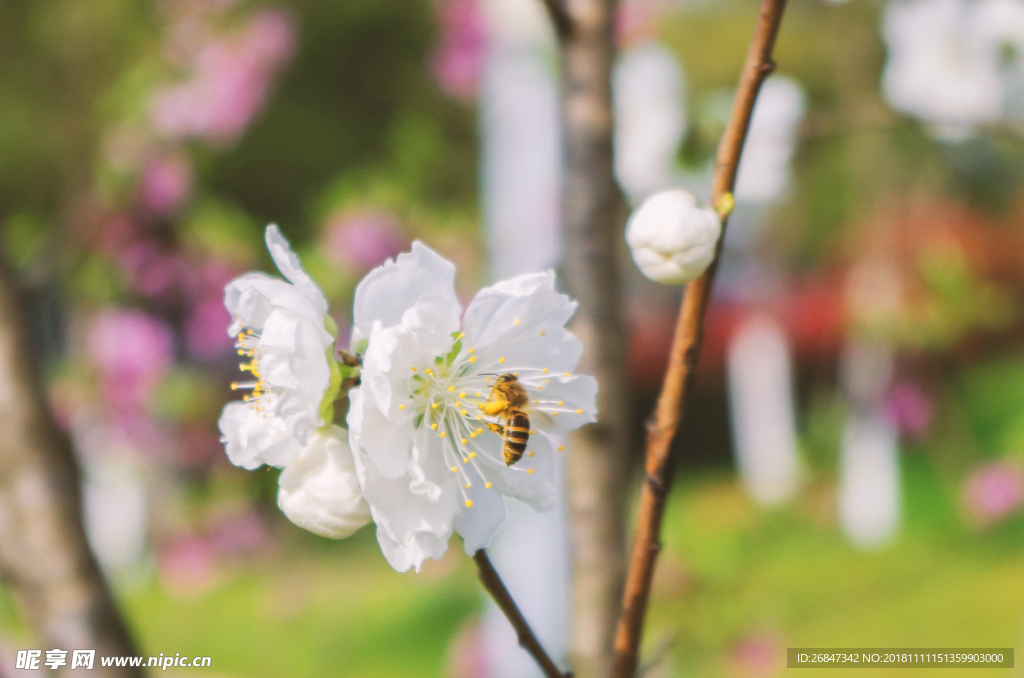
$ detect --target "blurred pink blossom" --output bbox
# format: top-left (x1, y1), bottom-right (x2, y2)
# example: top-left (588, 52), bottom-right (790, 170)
top-left (884, 380), bottom-right (934, 440)
top-left (119, 242), bottom-right (185, 299)
top-left (185, 298), bottom-right (233, 359)
top-left (176, 425), bottom-right (228, 468)
top-left (963, 461), bottom-right (1024, 526)
top-left (151, 9), bottom-right (296, 147)
top-left (208, 509), bottom-right (273, 557)
top-left (159, 534), bottom-right (219, 596)
top-left (430, 0), bottom-right (484, 100)
top-left (729, 632), bottom-right (785, 678)
top-left (89, 310), bottom-right (175, 414)
top-left (322, 209), bottom-right (409, 273)
top-left (140, 152), bottom-right (193, 216)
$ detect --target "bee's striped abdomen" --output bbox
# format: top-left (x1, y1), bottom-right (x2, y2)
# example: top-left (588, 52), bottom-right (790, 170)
top-left (502, 410), bottom-right (531, 466)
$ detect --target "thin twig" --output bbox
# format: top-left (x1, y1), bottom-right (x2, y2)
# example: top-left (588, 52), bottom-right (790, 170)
top-left (474, 550), bottom-right (573, 678)
top-left (608, 0), bottom-right (790, 676)
top-left (539, 0), bottom-right (574, 39)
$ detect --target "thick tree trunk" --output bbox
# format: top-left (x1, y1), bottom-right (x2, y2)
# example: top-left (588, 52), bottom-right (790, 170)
top-left (0, 261), bottom-right (140, 677)
top-left (557, 2), bottom-right (630, 677)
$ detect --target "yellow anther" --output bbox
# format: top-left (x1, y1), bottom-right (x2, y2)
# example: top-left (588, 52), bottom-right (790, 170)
top-left (478, 404), bottom-right (484, 410)
top-left (540, 330), bottom-right (546, 336)
top-left (470, 356), bottom-right (476, 363)
top-left (513, 372), bottom-right (519, 377)
top-left (448, 385), bottom-right (455, 392)
top-left (558, 401), bottom-right (564, 406)
top-left (459, 392), bottom-right (466, 398)
top-left (475, 392), bottom-right (482, 397)
top-left (469, 348), bottom-right (475, 354)
top-left (529, 430), bottom-right (535, 435)
top-left (461, 438), bottom-right (468, 444)
top-left (469, 452), bottom-right (477, 458)
top-left (527, 468), bottom-right (534, 475)
top-left (465, 483), bottom-right (471, 489)
top-left (542, 368), bottom-right (549, 373)
top-left (499, 357), bottom-right (505, 363)
top-left (455, 402), bottom-right (461, 407)
top-left (476, 428), bottom-right (483, 434)
top-left (425, 368), bottom-right (433, 375)
top-left (538, 386), bottom-right (544, 391)
top-left (514, 318), bottom-right (520, 325)
top-left (470, 432), bottom-right (477, 438)
top-left (534, 400), bottom-right (540, 404)
top-left (432, 403), bottom-right (439, 409)
top-left (431, 423), bottom-right (438, 430)
top-left (485, 482), bottom-right (492, 489)
top-left (564, 372), bottom-right (570, 377)
top-left (440, 432), bottom-right (446, 438)
top-left (457, 332), bottom-right (465, 339)
top-left (462, 457), bottom-right (469, 464)
top-left (558, 445), bottom-right (565, 451)
top-left (461, 411), bottom-right (468, 416)
top-left (528, 451), bottom-right (535, 457)
top-left (476, 415), bottom-right (483, 421)
top-left (465, 500), bottom-right (473, 508)
top-left (230, 382), bottom-right (240, 390)
top-left (398, 404), bottom-right (405, 410)
top-left (411, 367), bottom-right (417, 372)
top-left (576, 409), bottom-right (583, 414)
top-left (552, 412), bottom-right (559, 416)
top-left (452, 466), bottom-right (458, 473)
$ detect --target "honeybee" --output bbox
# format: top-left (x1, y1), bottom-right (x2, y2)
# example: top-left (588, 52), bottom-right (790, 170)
top-left (481, 374), bottom-right (531, 466)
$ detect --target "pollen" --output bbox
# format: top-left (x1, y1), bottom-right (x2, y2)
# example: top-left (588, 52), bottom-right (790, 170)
top-left (563, 372), bottom-right (570, 377)
top-left (470, 432), bottom-right (477, 438)
top-left (475, 392), bottom-right (482, 397)
top-left (513, 372), bottom-right (519, 377)
top-left (459, 392), bottom-right (466, 398)
top-left (530, 430), bottom-right (535, 434)
top-left (528, 451), bottom-right (535, 457)
top-left (514, 318), bottom-right (520, 325)
top-left (469, 348), bottom-right (475, 353)
top-left (527, 468), bottom-right (534, 474)
top-left (432, 403), bottom-right (439, 409)
top-left (411, 367), bottom-right (417, 372)
top-left (439, 432), bottom-right (446, 438)
top-left (476, 428), bottom-right (483, 434)
top-left (465, 483), bottom-right (471, 489)
top-left (576, 409), bottom-right (583, 414)
top-left (499, 357), bottom-right (505, 363)
top-left (476, 415), bottom-right (483, 421)
top-left (534, 400), bottom-right (539, 404)
top-left (485, 482), bottom-right (492, 489)
top-left (552, 412), bottom-right (559, 416)
top-left (457, 332), bottom-right (465, 339)
top-left (425, 368), bottom-right (434, 375)
top-left (558, 445), bottom-right (565, 451)
top-left (399, 404), bottom-right (405, 410)
top-left (558, 401), bottom-right (564, 406)
top-left (461, 438), bottom-right (468, 444)
top-left (540, 330), bottom-right (546, 336)
top-left (470, 356), bottom-right (476, 363)
top-left (448, 385), bottom-right (455, 392)
top-left (461, 410), bottom-right (468, 416)
top-left (469, 452), bottom-right (477, 458)
top-left (465, 500), bottom-right (473, 508)
top-left (462, 457), bottom-right (469, 464)
top-left (542, 368), bottom-right (549, 373)
top-left (431, 423), bottom-right (438, 430)
top-left (452, 466), bottom-right (458, 473)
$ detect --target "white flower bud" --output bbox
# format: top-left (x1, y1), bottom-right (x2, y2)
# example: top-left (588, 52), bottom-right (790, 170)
top-left (277, 424), bottom-right (371, 539)
top-left (625, 189), bottom-right (721, 285)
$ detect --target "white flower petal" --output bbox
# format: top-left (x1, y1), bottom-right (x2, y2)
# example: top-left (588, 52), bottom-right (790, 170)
top-left (258, 308), bottom-right (332, 422)
top-left (348, 387), bottom-right (413, 478)
top-left (353, 241), bottom-right (461, 339)
top-left (277, 425), bottom-right (371, 539)
top-left (218, 401), bottom-right (302, 469)
top-left (529, 375), bottom-right (598, 435)
top-left (469, 432), bottom-right (556, 511)
top-left (454, 480), bottom-right (508, 554)
top-left (265, 224), bottom-right (329, 314)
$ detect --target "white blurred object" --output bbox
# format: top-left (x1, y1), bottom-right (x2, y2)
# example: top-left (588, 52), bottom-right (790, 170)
top-left (625, 189), bottom-right (721, 285)
top-left (734, 76), bottom-right (806, 204)
top-left (837, 341), bottom-right (900, 549)
top-left (613, 41), bottom-right (687, 204)
top-left (479, 1), bottom-right (569, 674)
top-left (480, 0), bottom-right (561, 282)
top-left (838, 409), bottom-right (901, 548)
top-left (727, 315), bottom-right (801, 505)
top-left (82, 452), bottom-right (148, 573)
top-left (880, 0), bottom-right (1007, 139)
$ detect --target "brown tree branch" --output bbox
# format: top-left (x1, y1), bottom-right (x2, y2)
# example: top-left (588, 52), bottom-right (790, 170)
top-left (554, 1), bottom-right (631, 677)
top-left (473, 549), bottom-right (573, 678)
top-left (0, 260), bottom-right (141, 677)
top-left (608, 0), bottom-right (790, 676)
top-left (540, 0), bottom-right (574, 40)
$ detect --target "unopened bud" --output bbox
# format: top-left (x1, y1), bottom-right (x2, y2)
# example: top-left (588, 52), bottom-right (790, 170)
top-left (278, 424), bottom-right (371, 539)
top-left (625, 189), bottom-right (722, 285)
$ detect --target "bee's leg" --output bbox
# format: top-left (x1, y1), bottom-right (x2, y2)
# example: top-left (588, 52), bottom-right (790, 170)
top-left (482, 401), bottom-right (507, 416)
top-left (484, 420), bottom-right (505, 435)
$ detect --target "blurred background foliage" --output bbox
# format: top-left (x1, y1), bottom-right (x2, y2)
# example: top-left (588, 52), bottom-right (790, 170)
top-left (3, 0), bottom-right (1024, 675)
